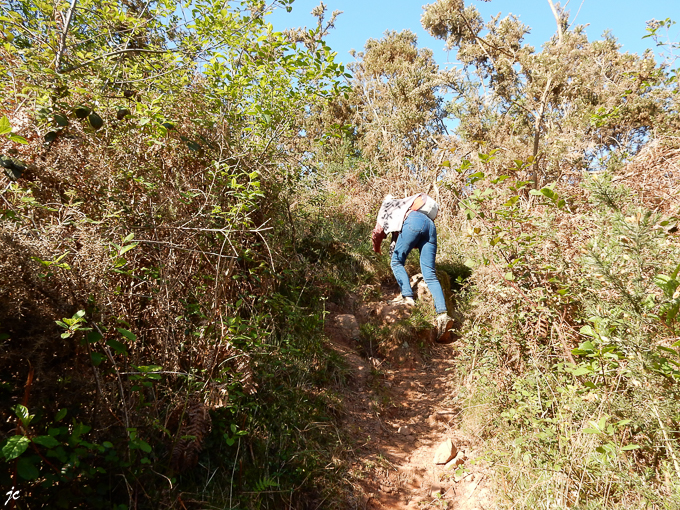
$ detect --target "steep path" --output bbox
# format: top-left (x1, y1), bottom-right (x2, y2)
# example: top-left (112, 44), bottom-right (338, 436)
top-left (325, 286), bottom-right (496, 509)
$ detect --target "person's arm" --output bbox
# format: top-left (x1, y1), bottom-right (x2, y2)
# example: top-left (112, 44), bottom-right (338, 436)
top-left (389, 232), bottom-right (399, 257)
top-left (372, 222), bottom-right (387, 253)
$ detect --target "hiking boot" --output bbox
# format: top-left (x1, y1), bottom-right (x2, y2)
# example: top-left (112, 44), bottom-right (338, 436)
top-left (389, 295), bottom-right (415, 306)
top-left (435, 313), bottom-right (455, 343)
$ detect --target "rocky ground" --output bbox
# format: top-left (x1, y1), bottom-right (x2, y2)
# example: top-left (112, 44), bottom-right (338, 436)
top-left (325, 277), bottom-right (496, 509)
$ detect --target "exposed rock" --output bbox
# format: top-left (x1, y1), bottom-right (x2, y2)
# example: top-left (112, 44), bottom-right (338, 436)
top-left (356, 301), bottom-right (412, 325)
top-left (353, 292), bottom-right (442, 365)
top-left (445, 451), bottom-right (467, 469)
top-left (410, 271), bottom-right (455, 313)
top-left (433, 438), bottom-right (457, 465)
top-left (324, 313), bottom-right (360, 345)
top-left (411, 273), bottom-right (432, 307)
top-left (357, 284), bottom-right (381, 301)
top-left (428, 412), bottom-right (450, 427)
top-left (398, 425), bottom-right (411, 435)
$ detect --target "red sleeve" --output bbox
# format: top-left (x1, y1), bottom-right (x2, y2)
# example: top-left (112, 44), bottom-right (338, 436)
top-left (372, 222), bottom-right (387, 253)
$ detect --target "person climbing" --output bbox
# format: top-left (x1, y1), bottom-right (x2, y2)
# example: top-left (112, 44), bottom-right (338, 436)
top-left (371, 192), bottom-right (455, 343)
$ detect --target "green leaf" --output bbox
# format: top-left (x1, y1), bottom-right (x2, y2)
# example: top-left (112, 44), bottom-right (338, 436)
top-left (0, 116), bottom-right (10, 135)
top-left (666, 299), bottom-right (680, 322)
top-left (119, 243), bottom-right (138, 256)
top-left (88, 112), bottom-right (104, 130)
top-left (654, 274), bottom-right (677, 296)
top-left (55, 408), bottom-right (67, 421)
top-left (53, 113), bottom-right (69, 127)
top-left (572, 366), bottom-right (592, 376)
top-left (468, 171), bottom-right (485, 184)
top-left (3, 164), bottom-right (23, 181)
top-left (621, 444), bottom-right (640, 451)
top-left (540, 188), bottom-right (557, 200)
top-left (504, 196), bottom-right (519, 207)
top-left (130, 437), bottom-right (152, 453)
top-left (136, 365), bottom-right (162, 373)
top-left (659, 346), bottom-right (679, 356)
top-left (9, 134), bottom-right (28, 144)
top-left (74, 106), bottom-right (91, 119)
top-left (583, 428), bottom-right (600, 435)
top-left (106, 339), bottom-right (128, 355)
top-left (2, 435), bottom-right (30, 460)
top-left (116, 328), bottom-right (137, 342)
top-left (671, 263), bottom-right (680, 280)
top-left (91, 352), bottom-right (105, 366)
top-left (71, 422), bottom-right (91, 442)
top-left (17, 457), bottom-right (39, 480)
top-left (579, 326), bottom-right (595, 337)
top-left (86, 331), bottom-right (103, 343)
top-left (32, 435), bottom-right (60, 448)
top-left (13, 404), bottom-right (29, 422)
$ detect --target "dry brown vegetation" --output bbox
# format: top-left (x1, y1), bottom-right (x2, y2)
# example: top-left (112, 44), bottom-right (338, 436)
top-left (1, 0), bottom-right (680, 508)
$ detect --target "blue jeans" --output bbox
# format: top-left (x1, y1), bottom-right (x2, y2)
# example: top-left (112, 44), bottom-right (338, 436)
top-left (390, 211), bottom-right (448, 314)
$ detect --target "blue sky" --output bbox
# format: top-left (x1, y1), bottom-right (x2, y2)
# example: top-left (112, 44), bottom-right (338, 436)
top-left (270, 0), bottom-right (680, 69)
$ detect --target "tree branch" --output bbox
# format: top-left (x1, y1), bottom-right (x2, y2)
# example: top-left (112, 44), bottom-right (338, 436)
top-left (546, 0), bottom-right (564, 45)
top-left (55, 0), bottom-right (78, 72)
top-left (59, 48), bottom-right (174, 73)
top-left (531, 75), bottom-right (553, 188)
top-left (457, 10), bottom-right (516, 61)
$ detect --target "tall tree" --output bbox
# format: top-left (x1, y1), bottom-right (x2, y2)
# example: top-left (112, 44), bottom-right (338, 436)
top-left (421, 0), bottom-right (674, 184)
top-left (307, 29), bottom-right (461, 181)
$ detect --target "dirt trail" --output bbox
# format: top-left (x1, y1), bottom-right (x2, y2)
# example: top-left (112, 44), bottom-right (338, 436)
top-left (328, 293), bottom-right (496, 509)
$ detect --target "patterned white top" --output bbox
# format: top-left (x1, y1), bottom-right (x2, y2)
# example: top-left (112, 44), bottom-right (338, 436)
top-left (376, 194), bottom-right (420, 234)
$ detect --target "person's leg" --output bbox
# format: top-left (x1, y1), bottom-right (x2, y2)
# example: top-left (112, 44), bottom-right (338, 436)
top-left (390, 213), bottom-right (425, 298)
top-left (419, 220), bottom-right (448, 314)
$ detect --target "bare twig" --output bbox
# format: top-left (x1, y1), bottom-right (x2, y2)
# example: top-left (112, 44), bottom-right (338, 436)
top-left (93, 323), bottom-right (130, 433)
top-left (55, 0), bottom-right (78, 72)
top-left (59, 48), bottom-right (174, 73)
top-left (457, 9), bottom-right (515, 60)
top-left (133, 238), bottom-right (238, 259)
top-left (651, 403), bottom-right (680, 479)
top-left (546, 0), bottom-right (564, 45)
